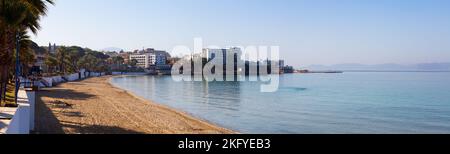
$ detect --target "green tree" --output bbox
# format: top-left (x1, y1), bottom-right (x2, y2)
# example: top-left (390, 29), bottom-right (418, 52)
top-left (112, 56), bottom-right (124, 65)
top-left (130, 59), bottom-right (138, 67)
top-left (0, 0), bottom-right (54, 104)
top-left (66, 47), bottom-right (86, 73)
top-left (111, 56), bottom-right (124, 71)
top-left (56, 46), bottom-right (69, 74)
top-left (17, 30), bottom-right (36, 76)
top-left (45, 56), bottom-right (58, 73)
top-left (78, 54), bottom-right (99, 72)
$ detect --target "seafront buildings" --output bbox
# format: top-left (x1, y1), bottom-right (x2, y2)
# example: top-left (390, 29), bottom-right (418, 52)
top-left (201, 47), bottom-right (243, 75)
top-left (129, 48), bottom-right (170, 68)
top-left (175, 47), bottom-right (292, 75)
top-left (30, 43), bottom-right (294, 76)
top-left (129, 53), bottom-right (153, 68)
top-left (126, 48), bottom-right (172, 74)
top-left (202, 47), bottom-right (242, 64)
top-left (119, 52), bottom-right (131, 64)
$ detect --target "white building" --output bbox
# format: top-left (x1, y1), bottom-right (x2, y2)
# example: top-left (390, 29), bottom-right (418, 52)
top-left (202, 47), bottom-right (243, 75)
top-left (202, 47), bottom-right (242, 65)
top-left (130, 53), bottom-right (152, 68)
top-left (129, 50), bottom-right (169, 68)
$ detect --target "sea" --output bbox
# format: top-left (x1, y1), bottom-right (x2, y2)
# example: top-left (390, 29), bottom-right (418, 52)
top-left (110, 72), bottom-right (450, 133)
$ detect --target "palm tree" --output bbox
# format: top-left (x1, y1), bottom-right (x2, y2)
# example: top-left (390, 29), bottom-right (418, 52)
top-left (0, 0), bottom-right (54, 104)
top-left (111, 56), bottom-right (125, 71)
top-left (78, 54), bottom-right (98, 72)
top-left (45, 56), bottom-right (57, 73)
top-left (130, 59), bottom-right (138, 68)
top-left (17, 30), bottom-right (36, 73)
top-left (66, 48), bottom-right (86, 73)
top-left (56, 46), bottom-right (69, 74)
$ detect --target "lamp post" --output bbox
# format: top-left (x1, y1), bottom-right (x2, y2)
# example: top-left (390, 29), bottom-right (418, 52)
top-left (15, 32), bottom-right (21, 104)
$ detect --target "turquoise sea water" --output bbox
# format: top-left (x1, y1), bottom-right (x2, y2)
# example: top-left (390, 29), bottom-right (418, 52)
top-left (110, 72), bottom-right (450, 133)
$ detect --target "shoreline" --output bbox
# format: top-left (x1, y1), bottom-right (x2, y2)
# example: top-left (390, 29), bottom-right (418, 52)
top-left (107, 75), bottom-right (237, 134)
top-left (35, 76), bottom-right (235, 134)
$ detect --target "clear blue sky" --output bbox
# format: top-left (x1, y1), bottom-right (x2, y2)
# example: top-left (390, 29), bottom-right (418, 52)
top-left (31, 0), bottom-right (450, 67)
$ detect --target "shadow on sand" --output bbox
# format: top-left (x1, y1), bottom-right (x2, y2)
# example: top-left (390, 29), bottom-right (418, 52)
top-left (38, 89), bottom-right (96, 100)
top-left (58, 120), bottom-right (143, 134)
top-left (34, 86), bottom-right (143, 134)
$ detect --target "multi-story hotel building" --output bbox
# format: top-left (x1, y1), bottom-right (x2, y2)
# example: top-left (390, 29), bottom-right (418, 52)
top-left (202, 47), bottom-right (243, 75)
top-left (130, 53), bottom-right (152, 68)
top-left (129, 49), bottom-right (169, 68)
top-left (202, 47), bottom-right (242, 65)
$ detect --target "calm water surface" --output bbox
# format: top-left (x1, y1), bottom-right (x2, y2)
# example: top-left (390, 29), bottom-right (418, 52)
top-left (110, 72), bottom-right (450, 133)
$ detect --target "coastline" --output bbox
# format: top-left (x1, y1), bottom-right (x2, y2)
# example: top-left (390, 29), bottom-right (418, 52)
top-left (107, 75), bottom-right (238, 134)
top-left (35, 76), bottom-right (235, 134)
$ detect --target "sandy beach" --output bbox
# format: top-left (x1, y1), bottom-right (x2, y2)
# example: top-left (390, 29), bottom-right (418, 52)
top-left (34, 76), bottom-right (234, 134)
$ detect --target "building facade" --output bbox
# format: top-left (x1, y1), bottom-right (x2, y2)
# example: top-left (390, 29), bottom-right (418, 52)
top-left (154, 51), bottom-right (167, 65)
top-left (119, 52), bottom-right (131, 64)
top-left (130, 53), bottom-right (152, 68)
top-left (202, 47), bottom-right (243, 75)
top-left (202, 47), bottom-right (242, 65)
top-left (129, 49), bottom-right (169, 68)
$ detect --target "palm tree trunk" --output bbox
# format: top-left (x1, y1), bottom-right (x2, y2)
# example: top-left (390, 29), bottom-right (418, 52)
top-left (0, 66), bottom-right (5, 102)
top-left (5, 66), bottom-right (12, 101)
top-left (0, 32), bottom-right (6, 103)
top-left (0, 28), bottom-right (17, 104)
top-left (0, 32), bottom-right (12, 103)
top-left (1, 65), bottom-right (9, 101)
top-left (14, 32), bottom-right (20, 104)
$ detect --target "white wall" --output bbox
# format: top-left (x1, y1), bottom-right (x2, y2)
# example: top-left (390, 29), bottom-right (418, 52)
top-left (80, 69), bottom-right (86, 79)
top-left (26, 91), bottom-right (36, 131)
top-left (64, 73), bottom-right (80, 81)
top-left (2, 70), bottom-right (106, 134)
top-left (42, 77), bottom-right (53, 87)
top-left (24, 70), bottom-right (102, 89)
top-left (112, 72), bottom-right (148, 75)
top-left (5, 90), bottom-right (32, 134)
top-left (51, 76), bottom-right (64, 84)
top-left (90, 72), bottom-right (103, 77)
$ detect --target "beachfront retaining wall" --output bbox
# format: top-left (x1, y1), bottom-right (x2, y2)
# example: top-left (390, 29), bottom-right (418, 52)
top-left (42, 77), bottom-right (53, 87)
top-left (26, 90), bottom-right (36, 131)
top-left (33, 71), bottom-right (105, 88)
top-left (89, 72), bottom-right (102, 77)
top-left (2, 71), bottom-right (106, 133)
top-left (80, 70), bottom-right (86, 79)
top-left (64, 73), bottom-right (80, 81)
top-left (4, 90), bottom-right (33, 134)
top-left (112, 72), bottom-right (148, 75)
top-left (51, 76), bottom-right (64, 84)
top-left (37, 70), bottom-right (106, 87)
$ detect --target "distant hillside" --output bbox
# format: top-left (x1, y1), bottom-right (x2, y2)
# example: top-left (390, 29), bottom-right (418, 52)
top-left (100, 47), bottom-right (123, 52)
top-left (307, 63), bottom-right (450, 71)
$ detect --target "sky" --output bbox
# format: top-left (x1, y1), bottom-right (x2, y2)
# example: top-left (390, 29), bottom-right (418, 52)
top-left (31, 0), bottom-right (450, 67)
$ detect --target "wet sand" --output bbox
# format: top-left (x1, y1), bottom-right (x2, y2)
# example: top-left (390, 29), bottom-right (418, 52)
top-left (35, 76), bottom-right (234, 134)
